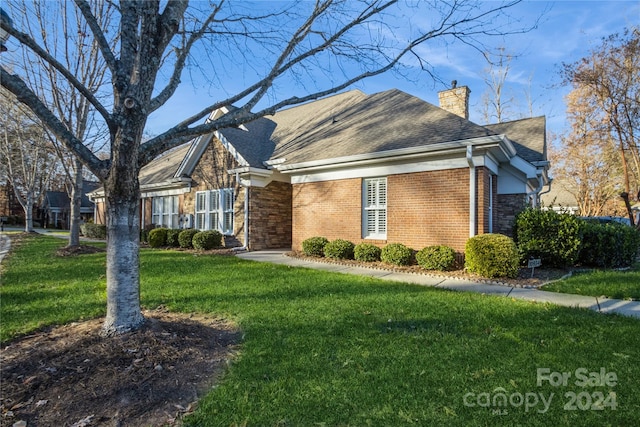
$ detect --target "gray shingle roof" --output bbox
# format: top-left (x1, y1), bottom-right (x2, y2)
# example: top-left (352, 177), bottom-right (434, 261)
top-left (138, 89), bottom-right (547, 184)
top-left (266, 89), bottom-right (497, 165)
top-left (139, 143), bottom-right (192, 186)
top-left (484, 116), bottom-right (546, 163)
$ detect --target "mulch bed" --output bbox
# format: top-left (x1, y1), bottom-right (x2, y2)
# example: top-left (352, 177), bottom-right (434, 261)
top-left (1, 311), bottom-right (241, 427)
top-left (286, 250), bottom-right (572, 288)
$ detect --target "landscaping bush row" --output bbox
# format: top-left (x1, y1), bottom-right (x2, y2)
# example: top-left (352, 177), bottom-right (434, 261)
top-left (301, 237), bottom-right (457, 271)
top-left (80, 223), bottom-right (107, 239)
top-left (515, 208), bottom-right (640, 268)
top-left (148, 228), bottom-right (222, 250)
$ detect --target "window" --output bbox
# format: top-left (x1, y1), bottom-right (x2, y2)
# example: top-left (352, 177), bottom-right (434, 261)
top-left (152, 195), bottom-right (179, 228)
top-left (194, 189), bottom-right (234, 234)
top-left (363, 177), bottom-right (387, 239)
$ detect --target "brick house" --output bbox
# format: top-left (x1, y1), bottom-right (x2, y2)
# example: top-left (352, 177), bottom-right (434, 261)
top-left (91, 85), bottom-right (549, 253)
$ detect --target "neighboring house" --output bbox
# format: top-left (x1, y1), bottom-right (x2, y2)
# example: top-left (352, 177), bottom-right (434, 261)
top-left (0, 183), bottom-right (24, 223)
top-left (540, 178), bottom-right (579, 214)
top-left (43, 181), bottom-right (99, 229)
top-left (91, 85), bottom-right (550, 253)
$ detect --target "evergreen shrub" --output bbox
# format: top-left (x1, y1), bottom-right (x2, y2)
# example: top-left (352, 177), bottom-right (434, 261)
top-left (381, 243), bottom-right (413, 266)
top-left (302, 236), bottom-right (329, 257)
top-left (192, 230), bottom-right (223, 250)
top-left (148, 228), bottom-right (168, 248)
top-left (465, 234), bottom-right (519, 278)
top-left (416, 245), bottom-right (456, 271)
top-left (354, 243), bottom-right (382, 262)
top-left (323, 239), bottom-right (355, 260)
top-left (514, 208), bottom-right (583, 267)
top-left (178, 229), bottom-right (199, 249)
top-left (166, 229), bottom-right (181, 248)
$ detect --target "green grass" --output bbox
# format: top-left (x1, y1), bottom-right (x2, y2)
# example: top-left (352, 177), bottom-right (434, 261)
top-left (2, 234), bottom-right (640, 426)
top-left (542, 265), bottom-right (640, 301)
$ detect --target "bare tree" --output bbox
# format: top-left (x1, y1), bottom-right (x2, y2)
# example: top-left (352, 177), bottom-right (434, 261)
top-left (14, 0), bottom-right (113, 245)
top-left (0, 90), bottom-right (59, 232)
top-left (562, 27), bottom-right (640, 225)
top-left (479, 47), bottom-right (519, 123)
top-left (1, 0), bottom-right (537, 335)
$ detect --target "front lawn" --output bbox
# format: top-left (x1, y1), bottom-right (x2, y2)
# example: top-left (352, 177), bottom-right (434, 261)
top-left (2, 235), bottom-right (639, 426)
top-left (542, 265), bottom-right (640, 301)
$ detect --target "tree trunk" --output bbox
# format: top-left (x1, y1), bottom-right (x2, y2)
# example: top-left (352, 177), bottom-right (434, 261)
top-left (97, 103), bottom-right (148, 335)
top-left (24, 193), bottom-right (34, 232)
top-left (101, 178), bottom-right (144, 336)
top-left (68, 159), bottom-right (83, 247)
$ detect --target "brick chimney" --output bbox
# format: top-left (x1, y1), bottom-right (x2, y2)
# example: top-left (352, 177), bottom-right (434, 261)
top-left (438, 80), bottom-right (470, 120)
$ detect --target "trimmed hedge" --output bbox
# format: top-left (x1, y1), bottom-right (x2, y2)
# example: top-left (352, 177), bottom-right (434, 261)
top-left (579, 221), bottom-right (640, 268)
top-left (80, 223), bottom-right (106, 239)
top-left (302, 236), bottom-right (329, 257)
top-left (148, 228), bottom-right (168, 248)
top-left (381, 243), bottom-right (413, 266)
top-left (324, 239), bottom-right (355, 260)
top-left (166, 229), bottom-right (181, 248)
top-left (193, 230), bottom-right (223, 250)
top-left (514, 208), bottom-right (583, 267)
top-left (354, 243), bottom-right (381, 262)
top-left (416, 245), bottom-right (456, 271)
top-left (178, 229), bottom-right (199, 249)
top-left (465, 234), bottom-right (519, 278)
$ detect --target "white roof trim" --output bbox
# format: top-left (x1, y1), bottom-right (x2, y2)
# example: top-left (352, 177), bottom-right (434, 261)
top-left (275, 135), bottom-right (506, 173)
top-left (174, 107), bottom-right (250, 178)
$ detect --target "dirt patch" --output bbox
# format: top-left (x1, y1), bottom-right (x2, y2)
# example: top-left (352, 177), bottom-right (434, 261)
top-left (56, 245), bottom-right (106, 257)
top-left (287, 251), bottom-right (572, 288)
top-left (1, 310), bottom-right (241, 427)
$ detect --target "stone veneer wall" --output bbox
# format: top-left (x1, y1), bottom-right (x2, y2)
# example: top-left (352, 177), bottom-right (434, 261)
top-left (248, 181), bottom-right (292, 250)
top-left (494, 193), bottom-right (528, 237)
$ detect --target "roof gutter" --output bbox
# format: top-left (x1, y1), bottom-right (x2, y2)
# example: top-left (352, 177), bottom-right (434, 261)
top-left (274, 135), bottom-right (506, 173)
top-left (467, 145), bottom-right (477, 238)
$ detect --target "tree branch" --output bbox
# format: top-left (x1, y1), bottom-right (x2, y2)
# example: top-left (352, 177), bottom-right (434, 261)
top-left (73, 0), bottom-right (118, 74)
top-left (1, 67), bottom-right (109, 179)
top-left (0, 14), bottom-right (112, 125)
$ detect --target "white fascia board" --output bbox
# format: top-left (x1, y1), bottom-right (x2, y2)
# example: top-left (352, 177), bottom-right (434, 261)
top-left (92, 181), bottom-right (192, 201)
top-left (510, 155), bottom-right (539, 178)
top-left (141, 184), bottom-right (192, 198)
top-left (498, 135), bottom-right (518, 158)
top-left (228, 166), bottom-right (275, 188)
top-left (175, 132), bottom-right (214, 178)
top-left (276, 135), bottom-right (503, 173)
top-left (290, 156), bottom-right (470, 184)
top-left (476, 153), bottom-right (500, 175)
top-left (140, 179), bottom-right (192, 197)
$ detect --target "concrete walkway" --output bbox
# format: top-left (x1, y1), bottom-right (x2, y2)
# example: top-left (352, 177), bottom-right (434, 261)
top-left (237, 250), bottom-right (640, 320)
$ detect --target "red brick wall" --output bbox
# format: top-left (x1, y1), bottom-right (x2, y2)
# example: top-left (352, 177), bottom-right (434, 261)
top-left (292, 179), bottom-right (362, 249)
top-left (387, 169), bottom-right (471, 252)
top-left (291, 168), bottom-right (494, 253)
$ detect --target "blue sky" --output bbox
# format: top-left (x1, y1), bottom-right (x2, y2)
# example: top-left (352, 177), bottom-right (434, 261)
top-left (146, 1), bottom-right (640, 142)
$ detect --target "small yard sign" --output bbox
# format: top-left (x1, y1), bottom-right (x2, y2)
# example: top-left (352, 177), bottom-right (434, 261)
top-left (528, 258), bottom-right (542, 278)
top-left (527, 258), bottom-right (542, 268)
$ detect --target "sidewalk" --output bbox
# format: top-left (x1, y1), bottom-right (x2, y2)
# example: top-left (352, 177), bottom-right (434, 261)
top-left (237, 250), bottom-right (640, 320)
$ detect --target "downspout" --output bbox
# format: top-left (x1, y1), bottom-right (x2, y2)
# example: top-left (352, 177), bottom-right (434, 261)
top-left (232, 171), bottom-right (249, 252)
top-left (488, 174), bottom-right (493, 233)
top-left (538, 177), bottom-right (553, 198)
top-left (466, 145), bottom-right (476, 237)
top-left (526, 172), bottom-right (544, 208)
